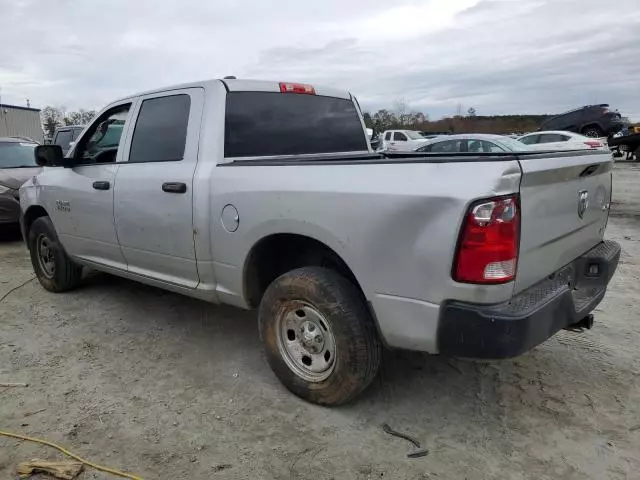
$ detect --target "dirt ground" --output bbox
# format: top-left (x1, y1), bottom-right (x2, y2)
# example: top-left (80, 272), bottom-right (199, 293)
top-left (1, 163), bottom-right (639, 480)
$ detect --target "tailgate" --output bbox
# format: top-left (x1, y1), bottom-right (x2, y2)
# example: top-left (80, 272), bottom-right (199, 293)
top-left (515, 151), bottom-right (613, 293)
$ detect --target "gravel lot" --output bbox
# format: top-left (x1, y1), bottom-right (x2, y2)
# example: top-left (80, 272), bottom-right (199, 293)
top-left (1, 162), bottom-right (639, 480)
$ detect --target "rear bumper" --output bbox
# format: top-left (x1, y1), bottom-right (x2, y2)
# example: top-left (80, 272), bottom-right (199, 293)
top-left (437, 240), bottom-right (621, 359)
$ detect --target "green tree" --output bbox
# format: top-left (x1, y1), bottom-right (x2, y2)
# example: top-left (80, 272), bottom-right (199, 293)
top-left (64, 109), bottom-right (96, 126)
top-left (40, 106), bottom-right (64, 138)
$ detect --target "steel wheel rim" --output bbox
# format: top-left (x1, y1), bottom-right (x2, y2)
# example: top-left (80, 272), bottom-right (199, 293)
top-left (276, 301), bottom-right (336, 382)
top-left (36, 234), bottom-right (55, 279)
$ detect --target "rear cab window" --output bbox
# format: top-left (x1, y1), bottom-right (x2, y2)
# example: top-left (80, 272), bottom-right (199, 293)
top-left (224, 92), bottom-right (367, 158)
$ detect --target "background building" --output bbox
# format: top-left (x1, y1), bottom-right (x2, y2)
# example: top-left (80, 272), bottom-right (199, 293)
top-left (0, 103), bottom-right (44, 142)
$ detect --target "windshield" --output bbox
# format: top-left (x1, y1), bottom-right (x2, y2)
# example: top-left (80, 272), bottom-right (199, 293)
top-left (0, 142), bottom-right (38, 168)
top-left (497, 137), bottom-right (534, 151)
top-left (405, 131), bottom-right (424, 140)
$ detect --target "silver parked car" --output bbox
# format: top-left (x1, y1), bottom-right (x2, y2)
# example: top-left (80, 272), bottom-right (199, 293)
top-left (414, 133), bottom-right (533, 153)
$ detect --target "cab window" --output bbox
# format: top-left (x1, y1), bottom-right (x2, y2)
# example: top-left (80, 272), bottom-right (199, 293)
top-left (393, 132), bottom-right (408, 141)
top-left (74, 105), bottom-right (131, 165)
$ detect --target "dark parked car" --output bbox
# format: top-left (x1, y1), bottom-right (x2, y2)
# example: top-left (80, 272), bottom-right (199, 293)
top-left (0, 138), bottom-right (41, 226)
top-left (52, 125), bottom-right (85, 155)
top-left (539, 104), bottom-right (628, 138)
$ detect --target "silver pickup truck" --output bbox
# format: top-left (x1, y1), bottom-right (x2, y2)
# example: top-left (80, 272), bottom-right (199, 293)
top-left (20, 79), bottom-right (620, 405)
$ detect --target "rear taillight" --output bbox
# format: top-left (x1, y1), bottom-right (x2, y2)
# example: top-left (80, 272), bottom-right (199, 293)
top-left (279, 82), bottom-right (316, 95)
top-left (584, 141), bottom-right (602, 148)
top-left (454, 195), bottom-right (520, 284)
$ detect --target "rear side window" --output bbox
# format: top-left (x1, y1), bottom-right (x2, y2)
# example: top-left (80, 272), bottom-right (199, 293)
top-left (129, 95), bottom-right (191, 163)
top-left (224, 92), bottom-right (367, 158)
top-left (538, 133), bottom-right (567, 143)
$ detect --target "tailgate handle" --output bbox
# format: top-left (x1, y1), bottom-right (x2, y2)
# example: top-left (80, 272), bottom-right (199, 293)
top-left (580, 164), bottom-right (600, 177)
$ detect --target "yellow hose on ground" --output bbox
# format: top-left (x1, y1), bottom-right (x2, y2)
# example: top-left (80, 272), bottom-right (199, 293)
top-left (0, 430), bottom-right (143, 480)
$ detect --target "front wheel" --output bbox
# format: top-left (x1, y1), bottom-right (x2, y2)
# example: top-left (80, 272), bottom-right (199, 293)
top-left (28, 217), bottom-right (82, 292)
top-left (259, 267), bottom-right (381, 406)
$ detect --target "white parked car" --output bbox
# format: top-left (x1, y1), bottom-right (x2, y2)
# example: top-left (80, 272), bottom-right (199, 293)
top-left (518, 131), bottom-right (606, 151)
top-left (378, 130), bottom-right (430, 152)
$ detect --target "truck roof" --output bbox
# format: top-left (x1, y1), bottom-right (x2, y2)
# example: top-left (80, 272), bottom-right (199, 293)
top-left (114, 79), bottom-right (352, 103)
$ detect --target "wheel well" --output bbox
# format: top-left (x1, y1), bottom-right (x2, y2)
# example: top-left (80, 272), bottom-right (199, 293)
top-left (244, 234), bottom-right (363, 308)
top-left (23, 206), bottom-right (49, 240)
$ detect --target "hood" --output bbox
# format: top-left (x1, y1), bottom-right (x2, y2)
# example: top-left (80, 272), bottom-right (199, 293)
top-left (0, 167), bottom-right (42, 189)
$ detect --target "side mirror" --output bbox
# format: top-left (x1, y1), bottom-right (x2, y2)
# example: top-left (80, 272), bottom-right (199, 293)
top-left (34, 145), bottom-right (65, 167)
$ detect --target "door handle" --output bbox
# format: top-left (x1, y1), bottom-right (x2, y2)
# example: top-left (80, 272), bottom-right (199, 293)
top-left (92, 181), bottom-right (110, 190)
top-left (162, 182), bottom-right (187, 194)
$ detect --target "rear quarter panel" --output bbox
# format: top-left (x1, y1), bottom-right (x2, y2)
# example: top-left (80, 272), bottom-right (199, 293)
top-left (204, 159), bottom-right (522, 308)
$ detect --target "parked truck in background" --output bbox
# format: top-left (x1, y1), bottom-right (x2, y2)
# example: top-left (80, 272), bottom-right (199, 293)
top-left (378, 129), bottom-right (430, 151)
top-left (21, 79), bottom-right (620, 405)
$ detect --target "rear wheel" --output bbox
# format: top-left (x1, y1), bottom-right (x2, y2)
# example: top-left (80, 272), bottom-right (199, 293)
top-left (259, 267), bottom-right (381, 405)
top-left (582, 126), bottom-right (604, 138)
top-left (28, 217), bottom-right (82, 292)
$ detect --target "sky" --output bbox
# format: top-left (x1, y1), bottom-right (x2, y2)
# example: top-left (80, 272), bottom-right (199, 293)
top-left (1, 0), bottom-right (639, 120)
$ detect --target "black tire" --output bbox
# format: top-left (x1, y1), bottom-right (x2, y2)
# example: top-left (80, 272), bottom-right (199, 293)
top-left (259, 267), bottom-right (381, 406)
top-left (582, 126), bottom-right (604, 138)
top-left (28, 217), bottom-right (82, 292)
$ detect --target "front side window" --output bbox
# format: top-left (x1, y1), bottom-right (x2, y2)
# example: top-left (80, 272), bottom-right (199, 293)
top-left (393, 132), bottom-right (408, 141)
top-left (74, 104), bottom-right (131, 164)
top-left (384, 132), bottom-right (392, 141)
top-left (429, 140), bottom-right (463, 153)
top-left (129, 95), bottom-right (191, 163)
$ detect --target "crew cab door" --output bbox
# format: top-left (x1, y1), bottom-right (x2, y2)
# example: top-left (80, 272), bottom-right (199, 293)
top-left (113, 88), bottom-right (204, 288)
top-left (49, 100), bottom-right (136, 269)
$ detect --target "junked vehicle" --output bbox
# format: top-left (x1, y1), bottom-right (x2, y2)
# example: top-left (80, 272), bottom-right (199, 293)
top-left (0, 138), bottom-right (40, 226)
top-left (539, 104), bottom-right (627, 138)
top-left (20, 78), bottom-right (620, 405)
